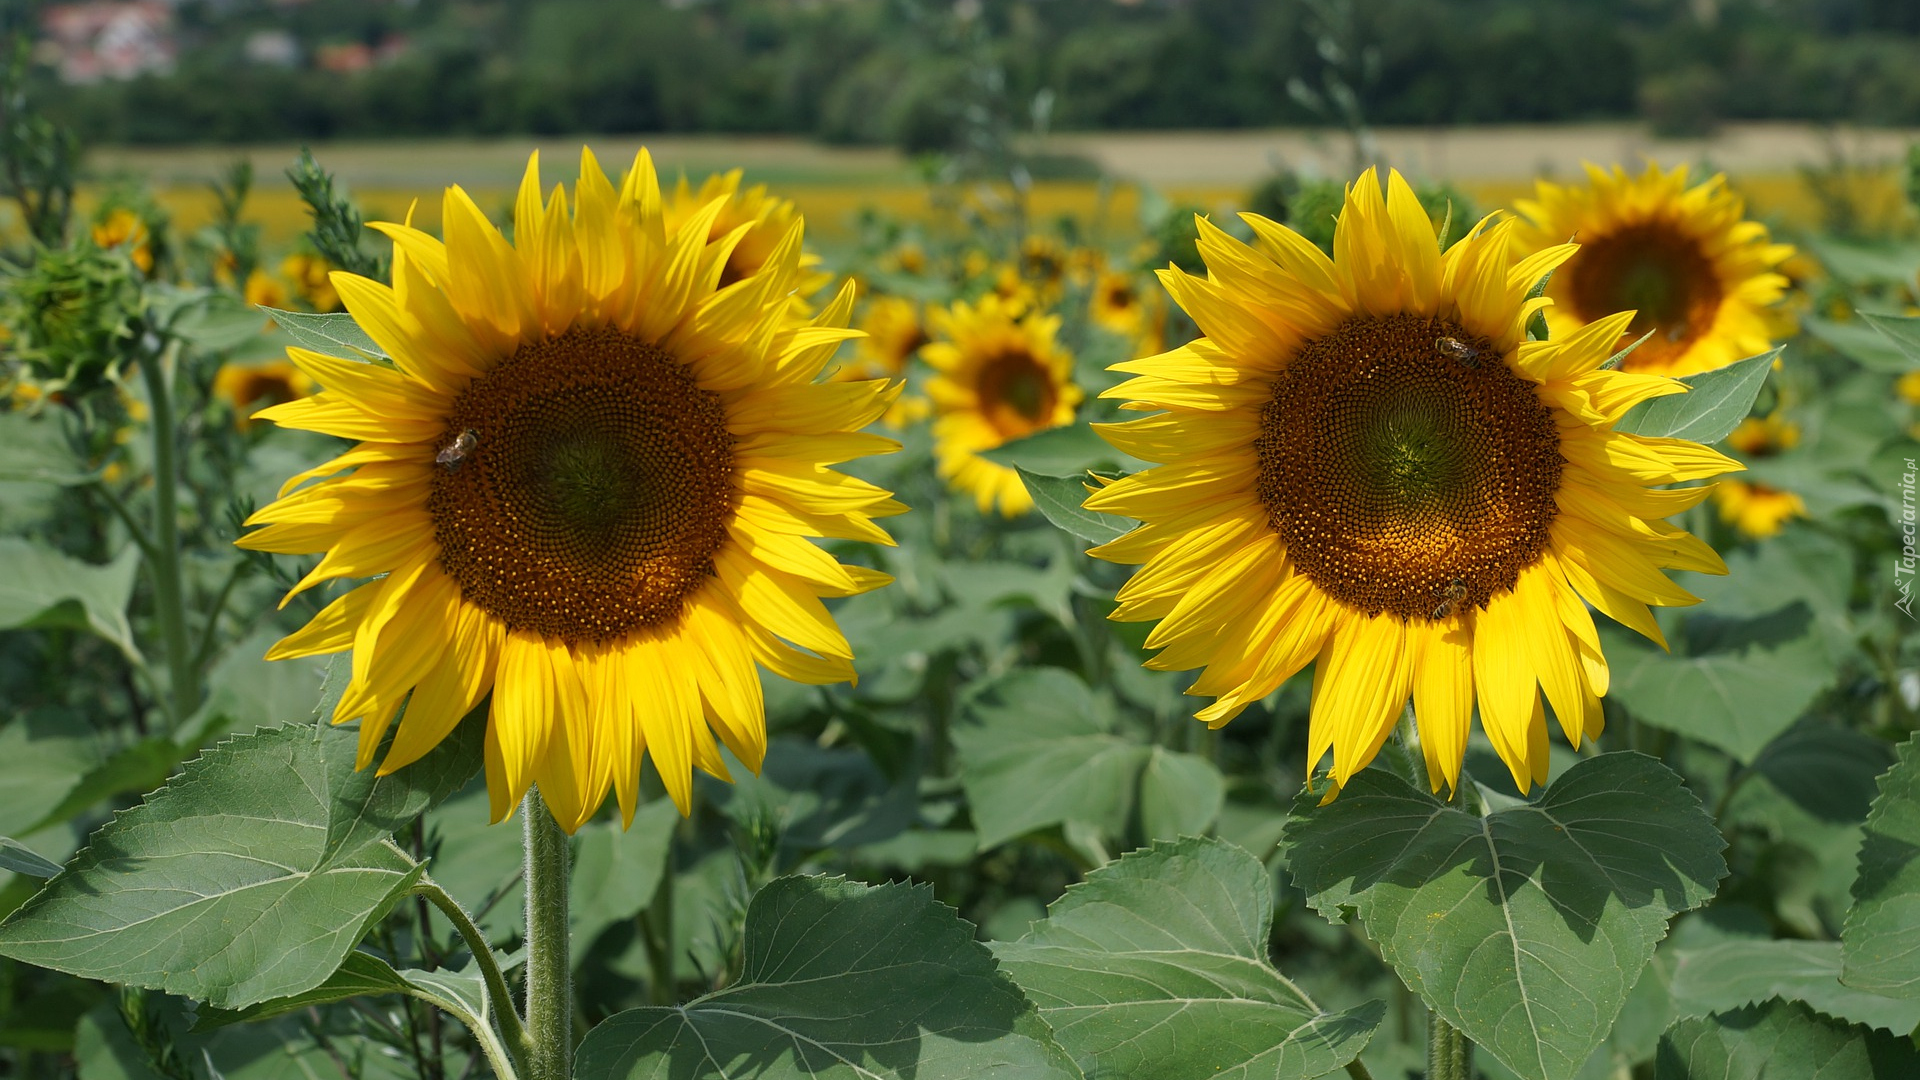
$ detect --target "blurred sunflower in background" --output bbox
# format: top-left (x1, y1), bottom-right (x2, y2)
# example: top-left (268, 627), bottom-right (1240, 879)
top-left (1089, 268), bottom-right (1166, 355)
top-left (282, 251), bottom-right (341, 312)
top-left (240, 148), bottom-right (903, 830)
top-left (1715, 414), bottom-right (1805, 538)
top-left (1515, 162), bottom-right (1792, 377)
top-left (91, 207), bottom-right (154, 274)
top-left (1088, 169), bottom-right (1738, 795)
top-left (666, 169), bottom-right (832, 303)
top-left (835, 295), bottom-right (931, 426)
top-left (213, 359), bottom-right (317, 429)
top-left (925, 295), bottom-right (1081, 516)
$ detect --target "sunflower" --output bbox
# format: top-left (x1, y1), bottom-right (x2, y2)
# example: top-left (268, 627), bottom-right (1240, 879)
top-left (1714, 414), bottom-right (1804, 538)
top-left (925, 296), bottom-right (1082, 516)
top-left (214, 359), bottom-right (316, 430)
top-left (282, 252), bottom-right (341, 312)
top-left (665, 169), bottom-right (831, 303)
top-left (850, 296), bottom-right (928, 378)
top-left (239, 148), bottom-right (903, 830)
top-left (91, 208), bottom-right (153, 275)
top-left (243, 269), bottom-right (288, 311)
top-left (1514, 162), bottom-right (1792, 378)
top-left (1086, 169), bottom-right (1738, 795)
top-left (1089, 269), bottom-right (1166, 355)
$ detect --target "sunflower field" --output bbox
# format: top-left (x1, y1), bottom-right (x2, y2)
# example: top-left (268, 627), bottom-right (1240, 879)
top-left (5, 43), bottom-right (1920, 1080)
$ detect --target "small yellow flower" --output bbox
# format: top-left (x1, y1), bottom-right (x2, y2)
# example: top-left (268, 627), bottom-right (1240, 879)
top-left (92, 209), bottom-right (153, 274)
top-left (665, 170), bottom-right (831, 307)
top-left (887, 242), bottom-right (928, 275)
top-left (1515, 163), bottom-right (1793, 377)
top-left (213, 360), bottom-right (318, 430)
top-left (1089, 269), bottom-right (1167, 356)
top-left (281, 253), bottom-right (340, 312)
top-left (852, 297), bottom-right (928, 378)
top-left (924, 296), bottom-right (1081, 516)
top-left (244, 269), bottom-right (289, 311)
top-left (1897, 370), bottom-right (1920, 406)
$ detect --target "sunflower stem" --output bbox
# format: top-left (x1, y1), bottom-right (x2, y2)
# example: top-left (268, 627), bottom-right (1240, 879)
top-left (415, 877), bottom-right (531, 1080)
top-left (1426, 1009), bottom-right (1473, 1080)
top-left (139, 340), bottom-right (198, 727)
top-left (522, 790), bottom-right (572, 1080)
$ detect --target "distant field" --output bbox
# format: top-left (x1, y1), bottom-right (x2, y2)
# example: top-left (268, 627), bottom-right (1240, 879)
top-left (77, 122), bottom-right (1920, 245)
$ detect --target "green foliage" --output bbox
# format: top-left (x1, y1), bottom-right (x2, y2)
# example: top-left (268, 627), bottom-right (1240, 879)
top-left (953, 668), bottom-right (1223, 853)
top-left (1842, 735), bottom-right (1920, 1000)
top-left (0, 243), bottom-right (145, 392)
top-left (0, 722), bottom-right (481, 1009)
top-left (261, 306), bottom-right (385, 362)
top-left (1669, 939), bottom-right (1920, 1034)
top-left (0, 539), bottom-right (142, 662)
top-left (1283, 754), bottom-right (1726, 1080)
top-left (1656, 999), bottom-right (1920, 1079)
top-left (1015, 468), bottom-right (1130, 545)
top-left (573, 876), bottom-right (1079, 1080)
top-left (993, 837), bottom-right (1382, 1079)
top-left (1614, 348), bottom-right (1781, 444)
top-left (286, 149), bottom-right (387, 282)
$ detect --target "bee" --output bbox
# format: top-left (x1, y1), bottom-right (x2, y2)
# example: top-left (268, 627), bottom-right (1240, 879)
top-left (1435, 336), bottom-right (1479, 368)
top-left (1429, 577), bottom-right (1468, 621)
top-left (437, 429), bottom-right (478, 470)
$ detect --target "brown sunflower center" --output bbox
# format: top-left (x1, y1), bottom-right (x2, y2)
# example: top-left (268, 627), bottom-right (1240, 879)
top-left (1566, 221), bottom-right (1722, 369)
top-left (979, 351), bottom-right (1057, 436)
top-left (1254, 313), bottom-right (1562, 621)
top-left (427, 326), bottom-right (735, 643)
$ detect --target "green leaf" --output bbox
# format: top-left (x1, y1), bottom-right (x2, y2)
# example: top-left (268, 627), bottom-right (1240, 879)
top-left (1656, 999), bottom-right (1920, 1080)
top-left (1805, 317), bottom-right (1918, 374)
top-left (1843, 734), bottom-right (1920, 1000)
top-left (1282, 753), bottom-right (1726, 1080)
top-left (1016, 467), bottom-right (1133, 545)
top-left (0, 539), bottom-right (142, 662)
top-left (1670, 940), bottom-right (1920, 1035)
top-left (0, 412), bottom-right (93, 485)
top-left (0, 720), bottom-right (483, 1009)
top-left (187, 628), bottom-right (331, 744)
top-left (191, 950), bottom-right (412, 1028)
top-left (983, 424), bottom-right (1142, 473)
top-left (21, 736), bottom-right (179, 837)
top-left (571, 797), bottom-right (680, 953)
top-left (1600, 609), bottom-right (1833, 764)
top-left (573, 875), bottom-right (1080, 1080)
top-left (260, 307), bottom-right (385, 361)
top-left (716, 738), bottom-right (917, 850)
top-left (0, 838), bottom-right (61, 879)
top-left (953, 668), bottom-right (1223, 850)
top-left (1614, 348), bottom-right (1779, 443)
top-left (193, 949), bottom-right (494, 1035)
top-left (993, 837), bottom-right (1382, 1079)
top-left (1863, 312), bottom-right (1920, 370)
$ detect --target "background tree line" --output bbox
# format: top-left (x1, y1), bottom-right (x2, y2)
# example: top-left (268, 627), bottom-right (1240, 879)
top-left (11, 0), bottom-right (1920, 149)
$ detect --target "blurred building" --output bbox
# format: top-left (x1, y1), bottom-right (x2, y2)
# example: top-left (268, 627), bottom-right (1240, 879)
top-left (37, 1), bottom-right (177, 84)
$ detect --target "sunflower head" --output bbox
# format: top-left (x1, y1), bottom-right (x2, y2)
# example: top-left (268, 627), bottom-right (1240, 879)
top-left (1714, 414), bottom-right (1803, 538)
top-left (91, 208), bottom-right (154, 275)
top-left (1515, 162), bottom-right (1792, 377)
top-left (924, 296), bottom-right (1081, 516)
top-left (666, 169), bottom-right (830, 301)
top-left (281, 252), bottom-right (341, 312)
top-left (239, 148), bottom-right (904, 831)
top-left (1088, 168), bottom-right (1739, 796)
top-left (243, 269), bottom-right (288, 310)
top-left (214, 359), bottom-right (317, 429)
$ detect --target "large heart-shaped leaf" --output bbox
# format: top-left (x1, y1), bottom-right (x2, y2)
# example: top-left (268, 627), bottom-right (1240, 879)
top-left (1601, 608), bottom-right (1833, 764)
top-left (993, 837), bottom-right (1381, 1079)
top-left (573, 875), bottom-right (1079, 1080)
top-left (1843, 734), bottom-right (1920, 999)
top-left (1282, 753), bottom-right (1725, 1080)
top-left (953, 667), bottom-right (1221, 851)
top-left (0, 721), bottom-right (482, 1009)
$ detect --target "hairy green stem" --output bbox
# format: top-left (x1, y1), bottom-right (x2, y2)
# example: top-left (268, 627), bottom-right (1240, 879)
top-left (415, 877), bottom-right (530, 1080)
top-left (1427, 1009), bottom-right (1473, 1080)
top-left (522, 790), bottom-right (572, 1080)
top-left (138, 342), bottom-right (197, 726)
